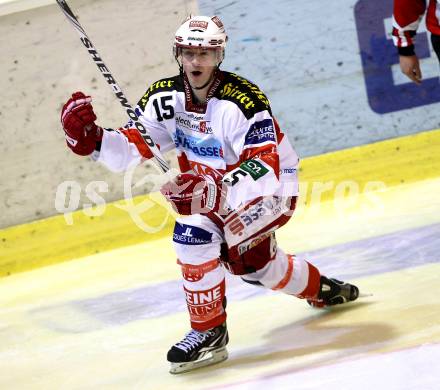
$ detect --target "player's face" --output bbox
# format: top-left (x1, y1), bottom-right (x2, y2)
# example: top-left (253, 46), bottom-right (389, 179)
top-left (181, 47), bottom-right (219, 89)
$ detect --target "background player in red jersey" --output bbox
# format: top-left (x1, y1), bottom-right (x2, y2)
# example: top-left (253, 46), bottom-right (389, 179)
top-left (392, 0), bottom-right (440, 84)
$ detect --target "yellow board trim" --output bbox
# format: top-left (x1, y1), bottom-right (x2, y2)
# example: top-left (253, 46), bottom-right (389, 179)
top-left (0, 195), bottom-right (175, 277)
top-left (1, 129), bottom-right (439, 277)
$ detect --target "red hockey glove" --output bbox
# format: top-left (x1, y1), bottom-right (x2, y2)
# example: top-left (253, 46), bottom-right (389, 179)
top-left (61, 91), bottom-right (103, 156)
top-left (160, 173), bottom-right (227, 216)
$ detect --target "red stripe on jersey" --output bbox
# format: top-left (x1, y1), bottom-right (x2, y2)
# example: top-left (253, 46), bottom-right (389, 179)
top-left (272, 254), bottom-right (294, 290)
top-left (273, 117), bottom-right (284, 143)
top-left (297, 261), bottom-right (321, 299)
top-left (177, 152), bottom-right (192, 173)
top-left (120, 128), bottom-right (155, 159)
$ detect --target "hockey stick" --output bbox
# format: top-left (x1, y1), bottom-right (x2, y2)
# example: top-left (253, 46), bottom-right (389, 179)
top-left (56, 0), bottom-right (170, 173)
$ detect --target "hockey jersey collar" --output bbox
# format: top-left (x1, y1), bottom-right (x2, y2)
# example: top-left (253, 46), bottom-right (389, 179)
top-left (183, 70), bottom-right (224, 114)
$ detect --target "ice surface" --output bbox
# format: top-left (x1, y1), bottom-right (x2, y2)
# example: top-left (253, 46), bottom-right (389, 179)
top-left (0, 180), bottom-right (439, 389)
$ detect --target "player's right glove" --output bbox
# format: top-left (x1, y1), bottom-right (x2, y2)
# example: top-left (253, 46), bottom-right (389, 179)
top-left (160, 173), bottom-right (228, 216)
top-left (60, 91), bottom-right (103, 156)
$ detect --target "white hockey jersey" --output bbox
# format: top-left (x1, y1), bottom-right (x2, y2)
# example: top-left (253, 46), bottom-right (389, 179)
top-left (96, 70), bottom-right (299, 209)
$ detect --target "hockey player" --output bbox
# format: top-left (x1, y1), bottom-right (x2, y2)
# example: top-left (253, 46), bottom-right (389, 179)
top-left (60, 15), bottom-right (359, 374)
top-left (392, 0), bottom-right (440, 84)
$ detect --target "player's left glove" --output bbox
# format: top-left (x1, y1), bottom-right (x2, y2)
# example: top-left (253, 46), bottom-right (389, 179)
top-left (160, 173), bottom-right (227, 216)
top-left (60, 91), bottom-right (103, 156)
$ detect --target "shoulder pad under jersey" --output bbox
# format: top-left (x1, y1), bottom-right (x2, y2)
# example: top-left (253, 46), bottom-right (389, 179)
top-left (138, 75), bottom-right (183, 110)
top-left (215, 72), bottom-right (272, 119)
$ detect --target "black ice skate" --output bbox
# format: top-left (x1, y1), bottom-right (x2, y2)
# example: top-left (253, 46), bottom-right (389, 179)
top-left (307, 276), bottom-right (359, 308)
top-left (167, 322), bottom-right (229, 374)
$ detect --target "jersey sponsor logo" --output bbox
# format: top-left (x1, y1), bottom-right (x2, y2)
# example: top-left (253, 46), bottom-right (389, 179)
top-left (185, 285), bottom-right (223, 305)
top-left (219, 74), bottom-right (270, 114)
top-left (228, 218), bottom-right (245, 236)
top-left (175, 113), bottom-right (213, 134)
top-left (174, 128), bottom-right (224, 159)
top-left (237, 231), bottom-right (275, 255)
top-left (220, 82), bottom-right (256, 109)
top-left (240, 159), bottom-right (269, 181)
top-left (139, 79), bottom-right (175, 109)
top-left (231, 73), bottom-right (270, 107)
top-left (173, 223), bottom-right (213, 245)
top-left (280, 168), bottom-right (297, 175)
top-left (199, 121), bottom-right (208, 133)
top-left (244, 119), bottom-right (276, 146)
top-left (228, 197), bottom-right (284, 236)
top-left (184, 281), bottom-right (225, 324)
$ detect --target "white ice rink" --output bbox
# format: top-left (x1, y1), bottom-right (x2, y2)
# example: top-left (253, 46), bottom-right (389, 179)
top-left (1, 178), bottom-right (440, 389)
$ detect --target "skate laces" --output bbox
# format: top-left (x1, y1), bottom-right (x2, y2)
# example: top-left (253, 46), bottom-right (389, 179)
top-left (175, 329), bottom-right (212, 352)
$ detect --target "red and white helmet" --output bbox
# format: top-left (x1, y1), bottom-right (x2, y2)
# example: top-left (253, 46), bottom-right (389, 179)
top-left (174, 15), bottom-right (228, 63)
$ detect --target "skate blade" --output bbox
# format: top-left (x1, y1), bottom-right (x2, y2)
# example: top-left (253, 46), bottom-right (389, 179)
top-left (169, 347), bottom-right (228, 374)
